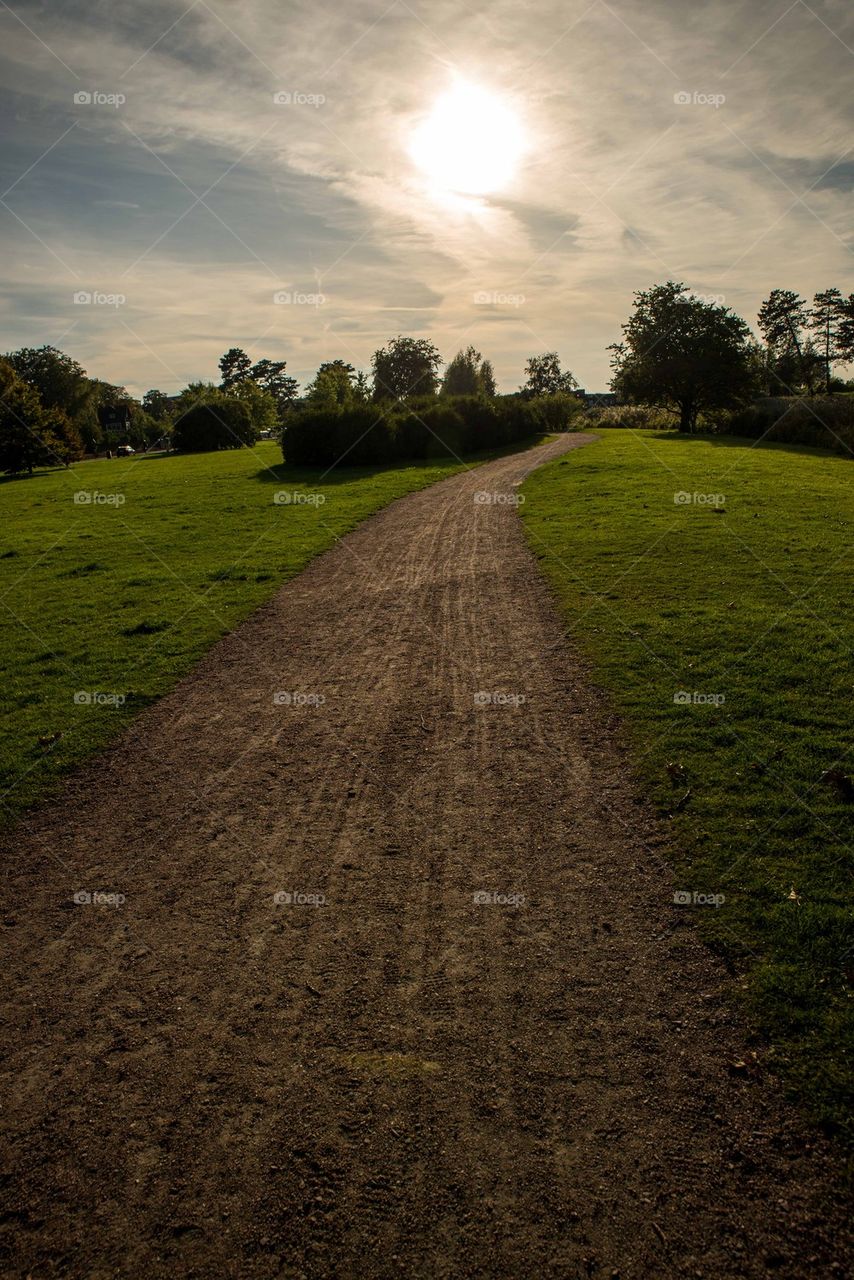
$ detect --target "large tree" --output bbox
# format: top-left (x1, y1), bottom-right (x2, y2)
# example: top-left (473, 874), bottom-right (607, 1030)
top-left (610, 281), bottom-right (756, 432)
top-left (521, 352), bottom-right (577, 398)
top-left (838, 293), bottom-right (854, 368)
top-left (305, 360), bottom-right (357, 408)
top-left (0, 360), bottom-right (69, 475)
top-left (371, 336), bottom-right (441, 401)
top-left (218, 347), bottom-right (253, 388)
top-left (250, 358), bottom-right (299, 414)
top-left (810, 288), bottom-right (846, 393)
top-left (757, 289), bottom-right (815, 394)
top-left (440, 346), bottom-right (496, 398)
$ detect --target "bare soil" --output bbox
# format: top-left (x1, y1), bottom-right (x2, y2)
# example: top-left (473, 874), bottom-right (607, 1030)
top-left (0, 435), bottom-right (850, 1279)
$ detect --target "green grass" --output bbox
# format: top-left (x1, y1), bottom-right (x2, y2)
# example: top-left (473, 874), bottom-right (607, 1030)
top-left (522, 429), bottom-right (854, 1145)
top-left (0, 442), bottom-right (489, 825)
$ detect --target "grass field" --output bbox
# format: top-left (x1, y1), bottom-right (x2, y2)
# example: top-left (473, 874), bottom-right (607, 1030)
top-left (0, 442), bottom-right (486, 827)
top-left (522, 429), bottom-right (854, 1143)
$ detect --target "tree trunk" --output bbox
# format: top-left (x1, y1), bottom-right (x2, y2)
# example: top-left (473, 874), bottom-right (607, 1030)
top-left (679, 402), bottom-right (693, 433)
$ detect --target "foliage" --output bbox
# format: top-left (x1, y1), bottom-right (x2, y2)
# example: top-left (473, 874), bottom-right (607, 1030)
top-left (172, 397), bottom-right (257, 452)
top-left (521, 351), bottom-right (578, 397)
top-left (610, 281), bottom-right (757, 432)
top-left (371, 336), bottom-right (442, 401)
top-left (143, 389), bottom-right (175, 422)
top-left (305, 360), bottom-right (358, 409)
top-left (282, 394), bottom-right (548, 466)
top-left (0, 359), bottom-right (82, 474)
top-left (441, 346), bottom-right (496, 398)
top-left (585, 403), bottom-right (677, 430)
top-left (721, 396), bottom-right (854, 457)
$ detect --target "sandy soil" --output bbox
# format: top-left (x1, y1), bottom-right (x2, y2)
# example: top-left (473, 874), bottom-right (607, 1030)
top-left (0, 434), bottom-right (850, 1279)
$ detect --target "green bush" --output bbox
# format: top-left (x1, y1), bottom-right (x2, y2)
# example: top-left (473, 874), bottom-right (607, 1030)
top-left (281, 395), bottom-right (544, 466)
top-left (720, 396), bottom-right (854, 456)
top-left (585, 403), bottom-right (677, 430)
top-left (172, 398), bottom-right (258, 453)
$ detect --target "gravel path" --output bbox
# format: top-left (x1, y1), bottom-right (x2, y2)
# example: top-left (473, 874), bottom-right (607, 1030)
top-left (1, 434), bottom-right (850, 1279)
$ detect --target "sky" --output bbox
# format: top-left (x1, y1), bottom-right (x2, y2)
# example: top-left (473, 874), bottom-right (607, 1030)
top-left (0, 0), bottom-right (852, 397)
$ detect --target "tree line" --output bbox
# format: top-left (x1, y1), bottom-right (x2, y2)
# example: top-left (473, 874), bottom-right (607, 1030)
top-left (1, 282), bottom-right (851, 472)
top-left (609, 282), bottom-right (853, 433)
top-left (0, 338), bottom-right (580, 472)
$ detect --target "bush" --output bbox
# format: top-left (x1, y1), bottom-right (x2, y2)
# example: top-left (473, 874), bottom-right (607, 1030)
top-left (281, 395), bottom-right (546, 467)
top-left (718, 396), bottom-right (854, 456)
top-left (585, 404), bottom-right (677, 430)
top-left (172, 398), bottom-right (257, 453)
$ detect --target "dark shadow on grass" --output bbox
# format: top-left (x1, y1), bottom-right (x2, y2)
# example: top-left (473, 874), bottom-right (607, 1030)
top-left (653, 430), bottom-right (852, 462)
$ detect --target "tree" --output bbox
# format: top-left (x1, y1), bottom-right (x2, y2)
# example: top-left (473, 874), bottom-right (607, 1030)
top-left (757, 290), bottom-right (815, 394)
top-left (219, 347), bottom-right (253, 389)
top-left (4, 346), bottom-right (93, 420)
top-left (143, 389), bottom-right (175, 422)
top-left (0, 360), bottom-right (67, 475)
top-left (480, 359), bottom-right (497, 398)
top-left (371, 337), bottom-right (441, 401)
top-left (172, 398), bottom-right (257, 452)
top-left (229, 379), bottom-right (279, 435)
top-left (305, 360), bottom-right (356, 409)
top-left (521, 352), bottom-right (578, 398)
top-left (810, 288), bottom-right (846, 394)
top-left (441, 346), bottom-right (496, 398)
top-left (838, 293), bottom-right (854, 367)
top-left (610, 281), bottom-right (756, 432)
top-left (250, 358), bottom-right (299, 415)
top-left (353, 371), bottom-right (371, 403)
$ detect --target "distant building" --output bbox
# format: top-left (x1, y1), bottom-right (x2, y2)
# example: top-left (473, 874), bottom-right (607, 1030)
top-left (97, 403), bottom-right (132, 433)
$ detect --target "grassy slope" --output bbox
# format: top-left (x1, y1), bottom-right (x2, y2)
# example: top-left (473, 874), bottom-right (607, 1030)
top-left (0, 443), bottom-right (480, 826)
top-left (522, 429), bottom-right (853, 1142)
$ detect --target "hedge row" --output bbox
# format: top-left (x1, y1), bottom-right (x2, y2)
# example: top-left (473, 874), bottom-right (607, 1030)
top-left (281, 394), bottom-right (581, 467)
top-left (723, 396), bottom-right (854, 456)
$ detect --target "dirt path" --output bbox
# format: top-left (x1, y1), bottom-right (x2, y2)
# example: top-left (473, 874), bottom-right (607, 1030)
top-left (1, 434), bottom-right (850, 1279)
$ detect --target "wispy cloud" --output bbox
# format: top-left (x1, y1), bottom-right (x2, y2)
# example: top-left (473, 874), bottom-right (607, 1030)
top-left (0, 0), bottom-right (851, 394)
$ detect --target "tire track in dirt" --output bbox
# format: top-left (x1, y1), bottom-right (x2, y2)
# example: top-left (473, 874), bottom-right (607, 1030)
top-left (0, 434), bottom-right (850, 1279)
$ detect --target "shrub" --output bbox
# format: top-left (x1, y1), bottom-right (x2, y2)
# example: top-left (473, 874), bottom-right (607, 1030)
top-left (718, 396), bottom-right (854, 456)
top-left (172, 398), bottom-right (257, 453)
top-left (281, 394), bottom-right (544, 467)
top-left (585, 404), bottom-right (677, 430)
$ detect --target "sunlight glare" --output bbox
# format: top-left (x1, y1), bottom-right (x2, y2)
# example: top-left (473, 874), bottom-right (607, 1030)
top-left (410, 80), bottom-right (526, 196)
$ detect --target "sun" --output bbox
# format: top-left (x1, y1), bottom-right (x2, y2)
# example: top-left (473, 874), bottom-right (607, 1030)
top-left (409, 80), bottom-right (526, 196)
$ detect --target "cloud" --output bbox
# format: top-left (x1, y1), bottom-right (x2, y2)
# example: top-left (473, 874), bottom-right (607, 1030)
top-left (0, 0), bottom-right (852, 394)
